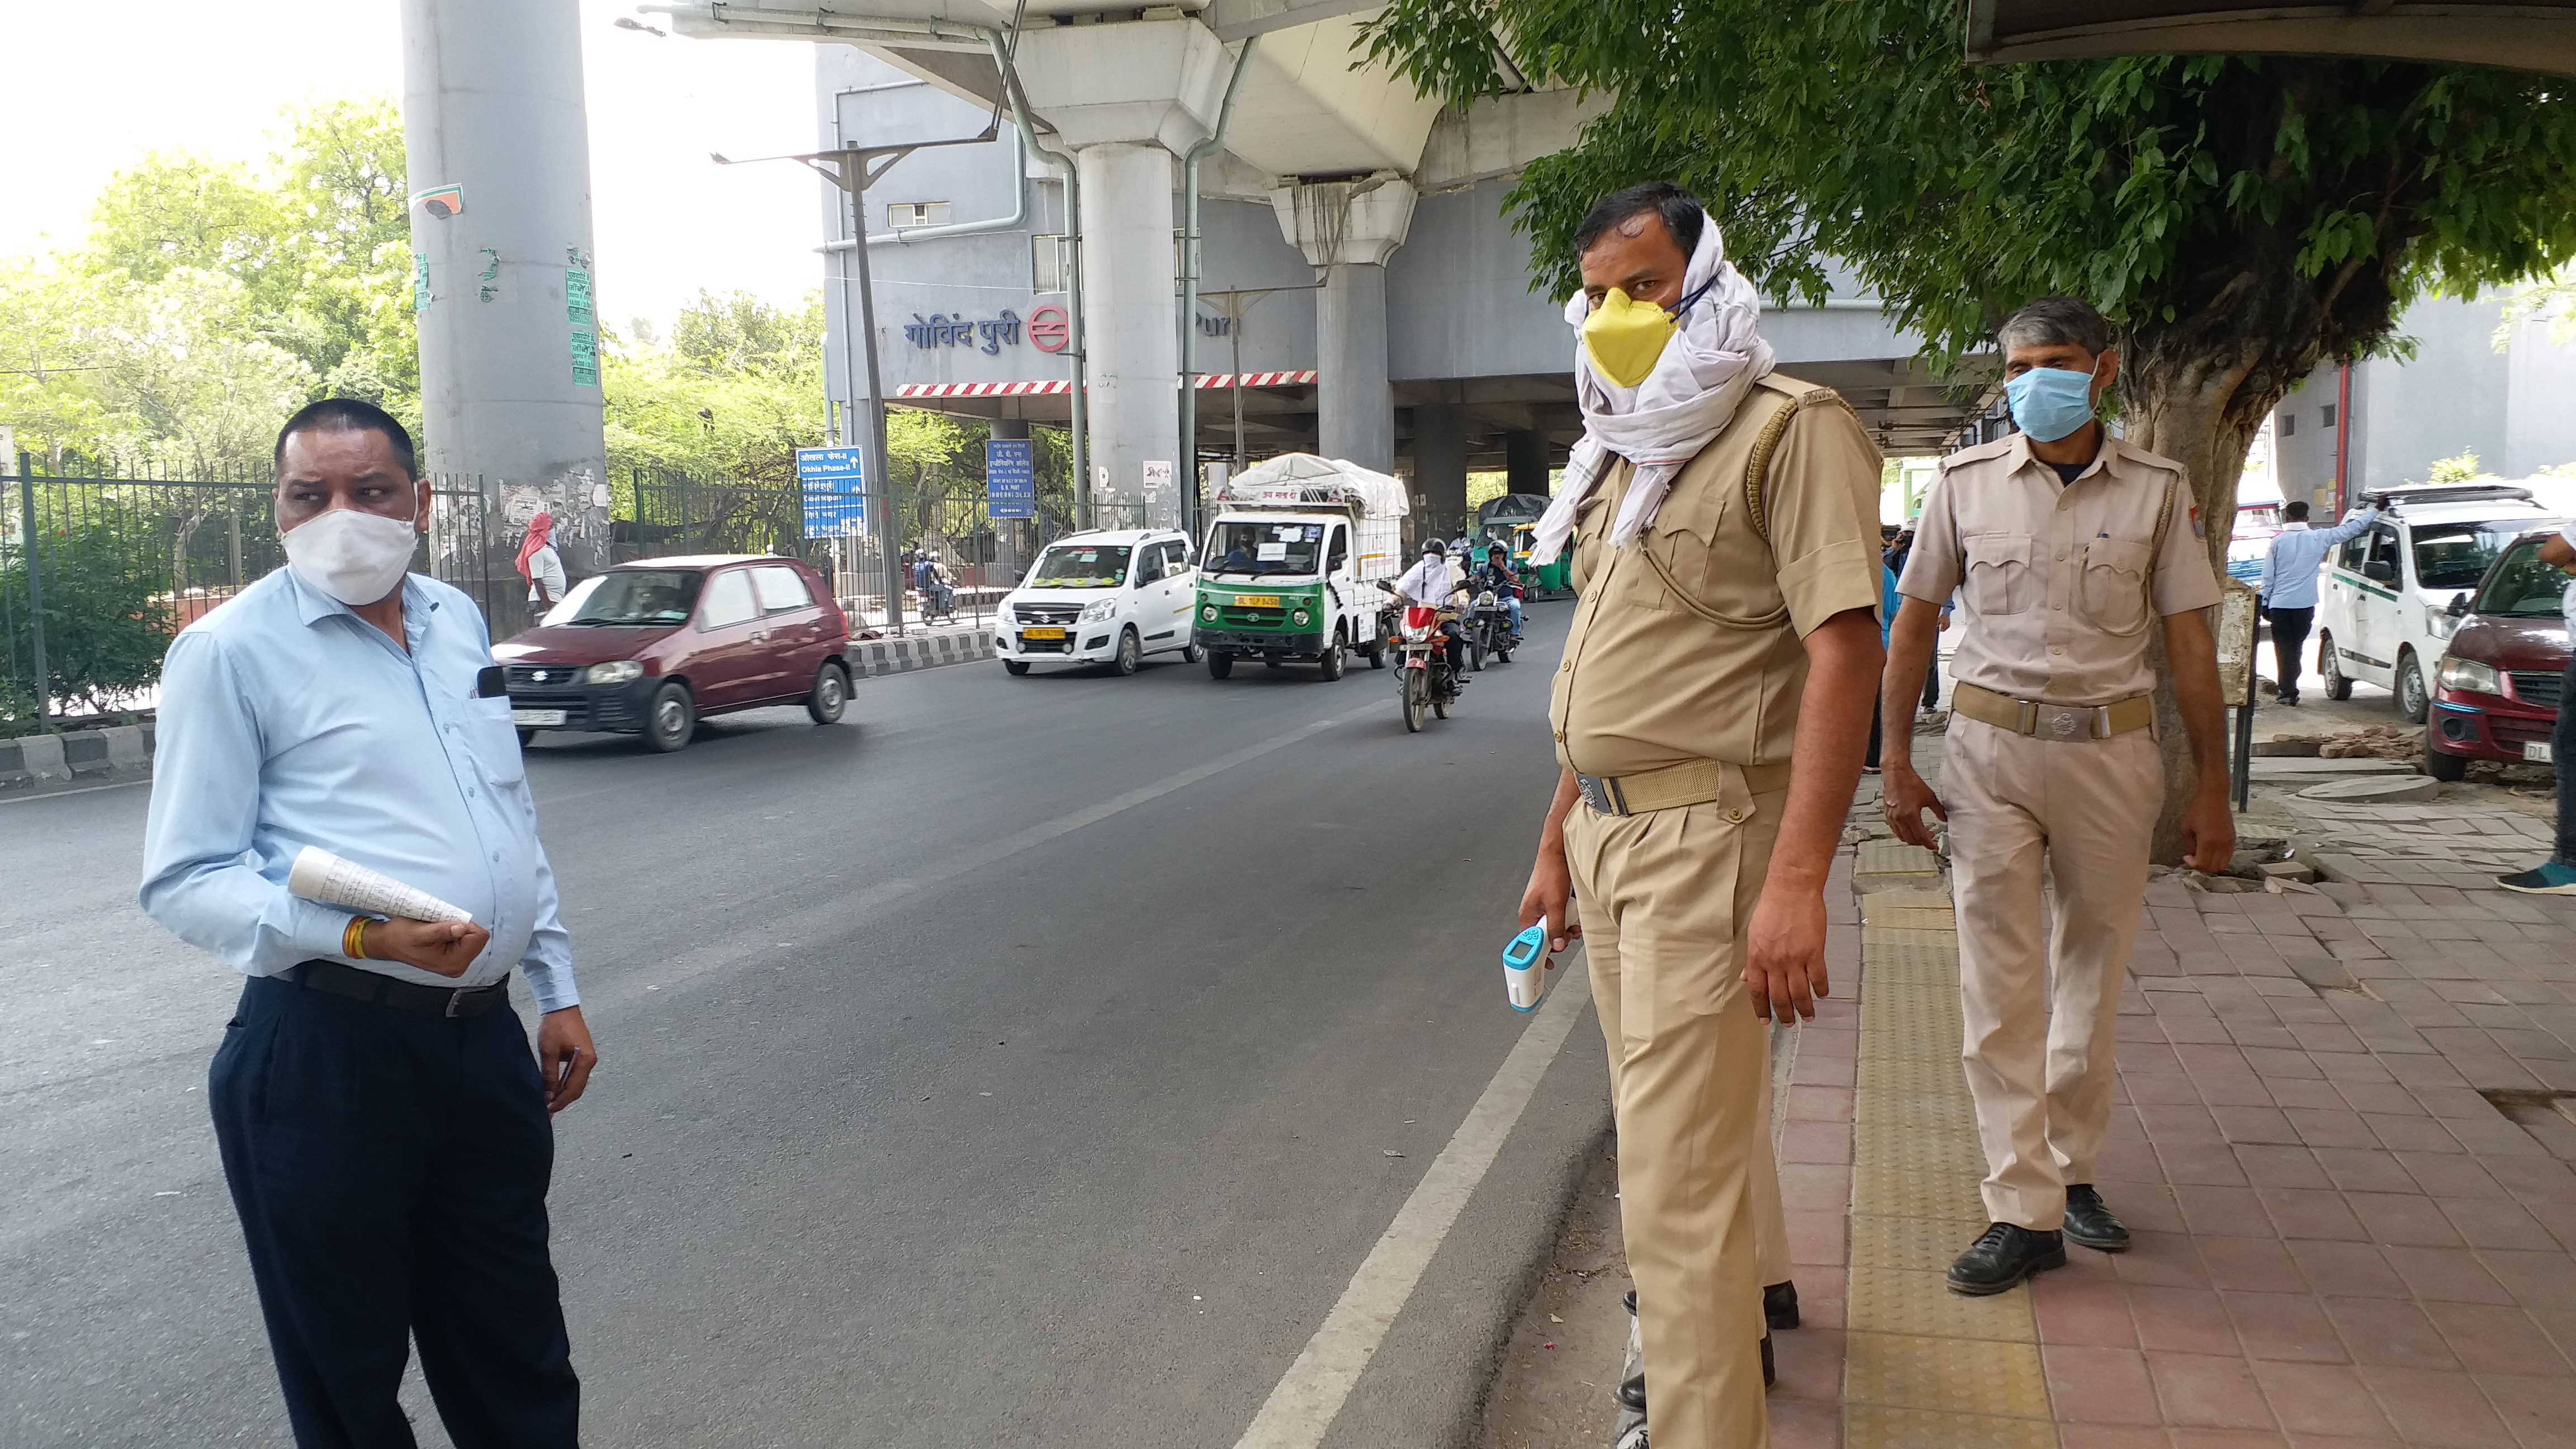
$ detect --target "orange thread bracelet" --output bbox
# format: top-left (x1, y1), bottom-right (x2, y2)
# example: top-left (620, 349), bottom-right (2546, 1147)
top-left (344, 916), bottom-right (371, 960)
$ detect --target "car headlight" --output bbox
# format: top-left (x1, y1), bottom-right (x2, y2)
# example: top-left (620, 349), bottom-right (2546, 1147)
top-left (1202, 605), bottom-right (1217, 622)
top-left (1078, 599), bottom-right (1117, 623)
top-left (2436, 656), bottom-right (2502, 695)
top-left (585, 660), bottom-right (645, 684)
top-left (1292, 609), bottom-right (1310, 627)
top-left (2426, 604), bottom-right (2462, 641)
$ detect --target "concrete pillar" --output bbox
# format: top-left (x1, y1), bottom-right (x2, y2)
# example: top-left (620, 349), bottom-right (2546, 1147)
top-left (1078, 143), bottom-right (1179, 529)
top-left (1506, 429), bottom-right (1550, 496)
top-left (1412, 402), bottom-right (1469, 539)
top-left (401, 0), bottom-right (607, 635)
top-left (1015, 18), bottom-right (1230, 534)
top-left (1272, 176), bottom-right (1417, 475)
top-left (1317, 264), bottom-right (1393, 472)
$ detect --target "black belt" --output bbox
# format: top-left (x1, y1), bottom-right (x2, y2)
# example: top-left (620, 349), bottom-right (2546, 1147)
top-left (289, 959), bottom-right (513, 1018)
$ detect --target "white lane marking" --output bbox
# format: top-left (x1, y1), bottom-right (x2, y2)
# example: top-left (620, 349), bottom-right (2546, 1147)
top-left (587, 701), bottom-right (1385, 1011)
top-left (1232, 959), bottom-right (1593, 1449)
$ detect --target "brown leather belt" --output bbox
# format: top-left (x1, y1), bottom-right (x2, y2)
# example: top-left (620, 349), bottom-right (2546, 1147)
top-left (1575, 757), bottom-right (1793, 817)
top-left (1952, 681), bottom-right (2153, 741)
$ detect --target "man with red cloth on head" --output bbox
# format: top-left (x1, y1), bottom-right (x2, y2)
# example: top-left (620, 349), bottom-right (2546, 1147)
top-left (517, 510), bottom-right (566, 613)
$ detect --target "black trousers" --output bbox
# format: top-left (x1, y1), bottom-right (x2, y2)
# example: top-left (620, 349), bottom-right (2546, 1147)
top-left (210, 973), bottom-right (580, 1449)
top-left (2269, 605), bottom-right (2316, 699)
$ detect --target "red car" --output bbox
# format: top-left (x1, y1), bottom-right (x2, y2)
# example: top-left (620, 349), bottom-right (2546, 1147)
top-left (490, 555), bottom-right (853, 752)
top-left (2425, 533), bottom-right (2566, 780)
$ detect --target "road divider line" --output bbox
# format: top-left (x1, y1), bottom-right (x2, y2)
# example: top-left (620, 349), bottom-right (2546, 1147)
top-left (1231, 958), bottom-right (1593, 1449)
top-left (591, 702), bottom-right (1385, 1012)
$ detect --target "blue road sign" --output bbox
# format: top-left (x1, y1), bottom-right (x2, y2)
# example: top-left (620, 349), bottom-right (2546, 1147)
top-left (986, 438), bottom-right (1035, 520)
top-left (797, 447), bottom-right (869, 537)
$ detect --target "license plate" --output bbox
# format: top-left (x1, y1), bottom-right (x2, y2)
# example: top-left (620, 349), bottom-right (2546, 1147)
top-left (2527, 741), bottom-right (2554, 763)
top-left (1231, 595), bottom-right (1282, 609)
top-left (1021, 626), bottom-right (1066, 641)
top-left (512, 708), bottom-right (566, 726)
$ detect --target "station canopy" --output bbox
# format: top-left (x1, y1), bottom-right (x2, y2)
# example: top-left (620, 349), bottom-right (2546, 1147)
top-left (1964, 0), bottom-right (2576, 75)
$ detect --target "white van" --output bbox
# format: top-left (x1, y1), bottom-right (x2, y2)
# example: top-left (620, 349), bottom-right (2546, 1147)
top-left (995, 529), bottom-right (1201, 676)
top-left (2314, 484), bottom-right (2564, 721)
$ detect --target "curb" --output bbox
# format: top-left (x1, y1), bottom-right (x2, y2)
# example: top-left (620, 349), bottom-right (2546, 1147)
top-left (0, 723), bottom-right (156, 801)
top-left (849, 629), bottom-right (995, 678)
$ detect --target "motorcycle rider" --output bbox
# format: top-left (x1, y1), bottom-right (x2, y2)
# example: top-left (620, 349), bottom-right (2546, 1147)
top-left (1391, 539), bottom-right (1472, 693)
top-left (1476, 542), bottom-right (1524, 645)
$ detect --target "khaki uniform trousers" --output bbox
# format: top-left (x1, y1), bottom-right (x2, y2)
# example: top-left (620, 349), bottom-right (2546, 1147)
top-left (1566, 778), bottom-right (1786, 1449)
top-left (1944, 714), bottom-right (2163, 1229)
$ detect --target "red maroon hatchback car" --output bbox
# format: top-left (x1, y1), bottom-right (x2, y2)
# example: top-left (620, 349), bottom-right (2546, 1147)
top-left (490, 555), bottom-right (853, 752)
top-left (2426, 533), bottom-right (2568, 780)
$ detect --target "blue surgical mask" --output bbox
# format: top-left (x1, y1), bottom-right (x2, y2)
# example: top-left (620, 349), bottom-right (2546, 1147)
top-left (2004, 366), bottom-right (2100, 443)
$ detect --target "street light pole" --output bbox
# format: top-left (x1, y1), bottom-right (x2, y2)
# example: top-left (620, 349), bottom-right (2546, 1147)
top-left (717, 132), bottom-right (993, 636)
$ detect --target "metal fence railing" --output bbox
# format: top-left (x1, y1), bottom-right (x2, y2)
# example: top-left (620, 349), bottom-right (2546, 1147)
top-left (1, 462), bottom-right (506, 732)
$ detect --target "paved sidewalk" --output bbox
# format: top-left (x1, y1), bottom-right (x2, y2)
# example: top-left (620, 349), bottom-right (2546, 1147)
top-left (1483, 769), bottom-right (2576, 1447)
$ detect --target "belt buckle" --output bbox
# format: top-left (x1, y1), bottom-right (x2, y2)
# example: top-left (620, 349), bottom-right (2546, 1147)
top-left (1575, 773), bottom-right (1622, 817)
top-left (2032, 703), bottom-right (2095, 741)
top-left (444, 987), bottom-right (471, 1018)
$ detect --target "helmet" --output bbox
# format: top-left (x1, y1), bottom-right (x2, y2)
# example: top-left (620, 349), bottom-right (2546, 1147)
top-left (1422, 539), bottom-right (1446, 557)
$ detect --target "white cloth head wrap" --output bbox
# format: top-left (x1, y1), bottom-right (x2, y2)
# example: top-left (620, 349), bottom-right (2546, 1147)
top-left (1527, 212), bottom-right (1776, 565)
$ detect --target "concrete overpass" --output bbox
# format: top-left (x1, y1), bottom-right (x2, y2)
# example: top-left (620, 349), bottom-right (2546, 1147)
top-left (644, 0), bottom-right (1977, 528)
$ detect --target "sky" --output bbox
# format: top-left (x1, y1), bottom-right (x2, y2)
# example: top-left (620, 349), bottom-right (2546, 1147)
top-left (0, 0), bottom-right (827, 332)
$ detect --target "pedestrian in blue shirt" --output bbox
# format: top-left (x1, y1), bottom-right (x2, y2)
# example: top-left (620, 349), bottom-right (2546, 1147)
top-left (2258, 498), bottom-right (2380, 705)
top-left (140, 399), bottom-right (594, 1449)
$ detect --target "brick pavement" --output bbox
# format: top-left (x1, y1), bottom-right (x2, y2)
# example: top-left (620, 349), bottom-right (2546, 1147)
top-left (1765, 819), bottom-right (2576, 1447)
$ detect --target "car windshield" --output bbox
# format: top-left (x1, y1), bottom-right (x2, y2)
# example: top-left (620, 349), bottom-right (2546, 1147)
top-left (539, 574), bottom-right (602, 626)
top-left (1206, 522), bottom-right (1323, 576)
top-left (1029, 544), bottom-right (1130, 589)
top-left (2470, 539), bottom-right (2565, 618)
top-left (565, 569), bottom-right (703, 626)
top-left (2414, 519), bottom-right (2536, 592)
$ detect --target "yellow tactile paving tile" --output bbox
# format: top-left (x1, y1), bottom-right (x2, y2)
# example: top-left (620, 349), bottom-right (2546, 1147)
top-left (1844, 847), bottom-right (2061, 1447)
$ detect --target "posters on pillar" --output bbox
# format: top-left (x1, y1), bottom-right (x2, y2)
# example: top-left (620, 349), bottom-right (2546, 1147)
top-left (1143, 460), bottom-right (1174, 509)
top-left (413, 254), bottom-right (430, 314)
top-left (797, 447), bottom-right (869, 538)
top-left (566, 262), bottom-right (599, 388)
top-left (986, 439), bottom-right (1035, 519)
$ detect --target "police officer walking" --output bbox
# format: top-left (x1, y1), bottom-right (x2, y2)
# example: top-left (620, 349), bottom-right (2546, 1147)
top-left (1519, 182), bottom-right (1884, 1448)
top-left (1879, 297), bottom-right (2235, 1295)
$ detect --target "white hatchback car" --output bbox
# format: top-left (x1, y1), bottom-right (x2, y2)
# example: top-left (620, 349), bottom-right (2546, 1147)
top-left (2314, 484), bottom-right (2564, 722)
top-left (994, 529), bottom-right (1202, 676)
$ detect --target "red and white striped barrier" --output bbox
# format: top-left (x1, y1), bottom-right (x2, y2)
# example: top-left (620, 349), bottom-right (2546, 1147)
top-left (892, 371), bottom-right (1318, 400)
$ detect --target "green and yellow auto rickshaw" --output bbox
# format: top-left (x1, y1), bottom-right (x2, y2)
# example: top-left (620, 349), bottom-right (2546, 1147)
top-left (1509, 519), bottom-right (1571, 600)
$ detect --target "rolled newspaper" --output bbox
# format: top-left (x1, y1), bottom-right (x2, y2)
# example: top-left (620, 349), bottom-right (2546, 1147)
top-left (287, 846), bottom-right (474, 924)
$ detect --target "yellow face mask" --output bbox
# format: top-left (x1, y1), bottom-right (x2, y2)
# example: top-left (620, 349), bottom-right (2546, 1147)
top-left (1580, 287), bottom-right (1679, 389)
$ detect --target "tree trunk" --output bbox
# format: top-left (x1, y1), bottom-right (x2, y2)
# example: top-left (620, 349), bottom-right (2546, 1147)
top-left (2123, 335), bottom-right (2269, 866)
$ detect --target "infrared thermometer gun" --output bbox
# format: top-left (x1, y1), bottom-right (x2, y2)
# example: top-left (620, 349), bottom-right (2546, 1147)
top-left (1502, 924), bottom-right (1560, 1013)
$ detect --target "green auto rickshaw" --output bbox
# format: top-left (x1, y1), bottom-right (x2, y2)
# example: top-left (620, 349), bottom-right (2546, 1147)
top-left (1509, 519), bottom-right (1571, 600)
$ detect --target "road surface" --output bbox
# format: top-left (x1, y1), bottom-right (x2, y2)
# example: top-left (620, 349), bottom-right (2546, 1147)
top-left (1, 606), bottom-right (1608, 1447)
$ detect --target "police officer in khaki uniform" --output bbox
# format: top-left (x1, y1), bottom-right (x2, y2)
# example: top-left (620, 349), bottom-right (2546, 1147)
top-left (1520, 183), bottom-right (1884, 1449)
top-left (1880, 297), bottom-right (2234, 1295)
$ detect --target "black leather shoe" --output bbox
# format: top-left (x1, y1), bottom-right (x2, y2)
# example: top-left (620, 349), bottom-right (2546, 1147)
top-left (1946, 1223), bottom-right (2067, 1295)
top-left (1618, 1372), bottom-right (1645, 1413)
top-left (2062, 1184), bottom-right (2130, 1252)
top-left (1764, 1280), bottom-right (1800, 1330)
top-left (1760, 1332), bottom-right (1774, 1388)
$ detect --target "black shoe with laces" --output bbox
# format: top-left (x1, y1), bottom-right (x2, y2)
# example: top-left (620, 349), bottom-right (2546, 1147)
top-left (1764, 1280), bottom-right (1800, 1330)
top-left (1945, 1223), bottom-right (2067, 1296)
top-left (2062, 1184), bottom-right (2130, 1252)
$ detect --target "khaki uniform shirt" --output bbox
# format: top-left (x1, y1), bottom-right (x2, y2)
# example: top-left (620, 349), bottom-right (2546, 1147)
top-left (1898, 432), bottom-right (2222, 706)
top-left (1547, 373), bottom-right (1886, 776)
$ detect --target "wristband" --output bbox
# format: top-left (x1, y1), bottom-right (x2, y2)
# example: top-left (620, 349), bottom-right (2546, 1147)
top-left (344, 916), bottom-right (371, 960)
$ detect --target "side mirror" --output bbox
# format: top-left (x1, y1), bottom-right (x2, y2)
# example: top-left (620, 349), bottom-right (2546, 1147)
top-left (2447, 593), bottom-right (2469, 617)
top-left (2362, 560), bottom-right (2397, 584)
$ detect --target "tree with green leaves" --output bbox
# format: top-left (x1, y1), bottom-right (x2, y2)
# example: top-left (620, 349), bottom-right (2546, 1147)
top-left (1365, 1), bottom-right (2576, 557)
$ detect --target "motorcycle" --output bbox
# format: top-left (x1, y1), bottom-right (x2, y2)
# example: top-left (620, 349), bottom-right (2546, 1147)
top-left (1465, 589), bottom-right (1516, 669)
top-left (1380, 581), bottom-right (1462, 733)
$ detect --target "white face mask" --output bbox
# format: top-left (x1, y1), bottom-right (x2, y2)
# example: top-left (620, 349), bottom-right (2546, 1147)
top-left (281, 506), bottom-right (420, 606)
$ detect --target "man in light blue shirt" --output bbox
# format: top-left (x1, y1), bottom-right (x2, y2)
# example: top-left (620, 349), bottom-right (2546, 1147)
top-left (2258, 498), bottom-right (2381, 705)
top-left (140, 399), bottom-right (593, 1448)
